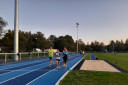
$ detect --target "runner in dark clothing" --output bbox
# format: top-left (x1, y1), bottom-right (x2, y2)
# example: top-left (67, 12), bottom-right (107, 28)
top-left (62, 48), bottom-right (69, 67)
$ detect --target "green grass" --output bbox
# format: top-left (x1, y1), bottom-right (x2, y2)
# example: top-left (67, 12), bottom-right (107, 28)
top-left (60, 71), bottom-right (128, 85)
top-left (60, 53), bottom-right (128, 85)
top-left (83, 53), bottom-right (90, 60)
top-left (94, 53), bottom-right (128, 71)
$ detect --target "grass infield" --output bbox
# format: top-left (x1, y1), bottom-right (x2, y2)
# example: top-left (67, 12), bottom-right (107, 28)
top-left (94, 53), bottom-right (128, 71)
top-left (60, 71), bottom-right (128, 85)
top-left (60, 53), bottom-right (128, 85)
top-left (83, 53), bottom-right (90, 60)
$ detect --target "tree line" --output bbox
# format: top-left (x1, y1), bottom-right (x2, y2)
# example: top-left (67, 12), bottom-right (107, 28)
top-left (0, 29), bottom-right (128, 52)
top-left (0, 30), bottom-right (77, 52)
top-left (0, 16), bottom-right (128, 52)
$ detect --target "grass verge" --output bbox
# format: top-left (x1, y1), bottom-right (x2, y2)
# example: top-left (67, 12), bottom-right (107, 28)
top-left (83, 53), bottom-right (90, 60)
top-left (94, 53), bottom-right (128, 71)
top-left (60, 71), bottom-right (128, 85)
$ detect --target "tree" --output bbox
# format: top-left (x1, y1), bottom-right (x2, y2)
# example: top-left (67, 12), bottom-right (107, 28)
top-left (54, 36), bottom-right (65, 51)
top-left (0, 30), bottom-right (14, 52)
top-left (99, 42), bottom-right (105, 51)
top-left (28, 32), bottom-right (48, 51)
top-left (19, 30), bottom-right (30, 52)
top-left (47, 35), bottom-right (56, 42)
top-left (79, 39), bottom-right (86, 51)
top-left (0, 30), bottom-right (49, 52)
top-left (90, 40), bottom-right (105, 52)
top-left (54, 35), bottom-right (75, 51)
top-left (85, 42), bottom-right (90, 51)
top-left (109, 40), bottom-right (115, 52)
top-left (64, 35), bottom-right (74, 51)
top-left (0, 17), bottom-right (7, 38)
top-left (47, 35), bottom-right (56, 48)
top-left (114, 39), bottom-right (125, 51)
top-left (125, 39), bottom-right (128, 51)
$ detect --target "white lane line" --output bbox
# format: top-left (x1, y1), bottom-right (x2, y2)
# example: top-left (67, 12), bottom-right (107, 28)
top-left (0, 63), bottom-right (50, 84)
top-left (0, 53), bottom-right (75, 69)
top-left (0, 60), bottom-right (51, 76)
top-left (55, 54), bottom-right (86, 85)
top-left (0, 56), bottom-right (60, 76)
top-left (26, 66), bottom-right (57, 85)
top-left (0, 58), bottom-right (48, 71)
top-left (0, 56), bottom-right (64, 71)
top-left (0, 55), bottom-right (76, 84)
top-left (1, 58), bottom-right (45, 66)
top-left (26, 55), bottom-right (79, 85)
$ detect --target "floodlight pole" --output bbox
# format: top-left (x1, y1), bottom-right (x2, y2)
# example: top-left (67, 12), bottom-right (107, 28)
top-left (76, 23), bottom-right (79, 52)
top-left (14, 0), bottom-right (19, 61)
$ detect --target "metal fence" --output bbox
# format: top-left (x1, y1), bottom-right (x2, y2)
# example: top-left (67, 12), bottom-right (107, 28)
top-left (0, 52), bottom-right (77, 64)
top-left (0, 52), bottom-right (49, 64)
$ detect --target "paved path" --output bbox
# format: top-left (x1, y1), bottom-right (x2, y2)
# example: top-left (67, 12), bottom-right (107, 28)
top-left (80, 60), bottom-right (121, 72)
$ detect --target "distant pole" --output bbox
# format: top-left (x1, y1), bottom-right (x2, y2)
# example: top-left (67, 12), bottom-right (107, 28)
top-left (76, 23), bottom-right (79, 52)
top-left (14, 0), bottom-right (19, 61)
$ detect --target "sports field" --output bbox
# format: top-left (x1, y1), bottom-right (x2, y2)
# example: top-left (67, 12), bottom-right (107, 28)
top-left (93, 53), bottom-right (128, 71)
top-left (60, 53), bottom-right (128, 85)
top-left (60, 71), bottom-right (128, 85)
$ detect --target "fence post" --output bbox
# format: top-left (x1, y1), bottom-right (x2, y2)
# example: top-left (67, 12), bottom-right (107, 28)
top-left (20, 53), bottom-right (21, 61)
top-left (5, 54), bottom-right (7, 63)
top-left (29, 52), bottom-right (31, 59)
top-left (30, 54), bottom-right (31, 59)
top-left (38, 52), bottom-right (39, 59)
top-left (44, 52), bottom-right (45, 58)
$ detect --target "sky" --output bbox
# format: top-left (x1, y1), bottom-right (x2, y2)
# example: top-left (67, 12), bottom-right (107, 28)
top-left (0, 0), bottom-right (128, 45)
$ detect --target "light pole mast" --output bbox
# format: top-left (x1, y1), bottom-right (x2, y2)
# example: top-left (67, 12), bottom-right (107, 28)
top-left (76, 23), bottom-right (79, 52)
top-left (14, 0), bottom-right (19, 61)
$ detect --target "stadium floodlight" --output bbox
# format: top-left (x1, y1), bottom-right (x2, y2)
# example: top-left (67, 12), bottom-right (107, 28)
top-left (76, 23), bottom-right (79, 52)
top-left (76, 23), bottom-right (79, 26)
top-left (14, 0), bottom-right (19, 61)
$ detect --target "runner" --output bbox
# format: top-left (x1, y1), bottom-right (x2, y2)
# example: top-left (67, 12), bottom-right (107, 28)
top-left (63, 47), bottom-right (66, 65)
top-left (62, 48), bottom-right (69, 68)
top-left (82, 51), bottom-right (85, 56)
top-left (55, 49), bottom-right (61, 68)
top-left (48, 47), bottom-right (54, 67)
top-left (80, 50), bottom-right (82, 56)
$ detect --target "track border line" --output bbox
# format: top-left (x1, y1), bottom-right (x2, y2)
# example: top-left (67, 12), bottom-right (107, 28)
top-left (0, 54), bottom-right (77, 84)
top-left (0, 62), bottom-right (51, 84)
top-left (0, 58), bottom-right (48, 71)
top-left (55, 55), bottom-right (85, 85)
top-left (26, 55), bottom-right (80, 85)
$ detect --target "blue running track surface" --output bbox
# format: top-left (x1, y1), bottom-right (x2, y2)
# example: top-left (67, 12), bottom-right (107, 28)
top-left (90, 53), bottom-right (96, 60)
top-left (0, 53), bottom-right (84, 85)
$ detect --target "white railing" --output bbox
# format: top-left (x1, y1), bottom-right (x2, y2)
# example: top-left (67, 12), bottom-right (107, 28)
top-left (0, 52), bottom-right (77, 63)
top-left (0, 52), bottom-right (48, 63)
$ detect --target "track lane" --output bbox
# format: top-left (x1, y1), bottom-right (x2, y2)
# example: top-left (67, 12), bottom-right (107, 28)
top-left (27, 56), bottom-right (83, 85)
top-left (0, 54), bottom-right (79, 85)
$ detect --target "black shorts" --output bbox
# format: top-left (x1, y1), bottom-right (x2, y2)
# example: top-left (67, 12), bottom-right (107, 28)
top-left (49, 57), bottom-right (53, 60)
top-left (56, 59), bottom-right (60, 61)
top-left (63, 56), bottom-right (67, 64)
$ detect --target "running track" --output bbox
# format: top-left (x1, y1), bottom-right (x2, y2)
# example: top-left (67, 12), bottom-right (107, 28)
top-left (0, 53), bottom-right (84, 85)
top-left (90, 53), bottom-right (96, 60)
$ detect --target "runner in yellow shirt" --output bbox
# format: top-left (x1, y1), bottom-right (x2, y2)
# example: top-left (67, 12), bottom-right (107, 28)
top-left (48, 47), bottom-right (54, 67)
top-left (82, 51), bottom-right (85, 56)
